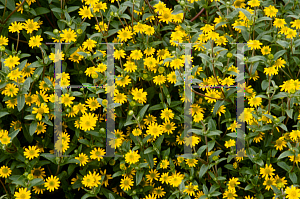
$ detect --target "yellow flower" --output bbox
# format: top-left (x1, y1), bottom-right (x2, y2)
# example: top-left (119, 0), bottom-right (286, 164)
top-left (184, 182), bottom-right (198, 196)
top-left (247, 39), bottom-right (262, 50)
top-left (44, 175), bottom-right (60, 192)
top-left (29, 35), bottom-right (43, 48)
top-left (261, 46), bottom-right (271, 55)
top-left (160, 108), bottom-right (174, 121)
top-left (14, 188), bottom-right (31, 199)
top-left (285, 185), bottom-right (300, 199)
top-left (223, 189), bottom-right (238, 199)
top-left (225, 139), bottom-right (236, 148)
top-left (159, 8), bottom-right (173, 24)
top-left (1, 83), bottom-right (19, 97)
top-left (248, 96), bottom-right (262, 107)
top-left (274, 137), bottom-right (287, 151)
top-left (75, 153), bottom-right (89, 166)
top-left (185, 158), bottom-right (198, 167)
top-left (291, 19), bottom-right (300, 30)
top-left (24, 146), bottom-right (40, 160)
top-left (120, 176), bottom-right (133, 191)
top-left (79, 112), bottom-right (97, 131)
top-left (228, 177), bottom-right (240, 190)
top-left (0, 35), bottom-right (8, 46)
top-left (23, 19), bottom-right (40, 33)
top-left (4, 55), bottom-right (20, 70)
top-left (264, 66), bottom-right (278, 76)
top-left (79, 6), bottom-right (93, 19)
top-left (201, 24), bottom-right (214, 33)
top-left (49, 49), bottom-right (65, 63)
top-left (0, 166), bottom-right (12, 178)
top-left (168, 172), bottom-right (184, 187)
top-left (260, 164), bottom-right (275, 178)
top-left (125, 150), bottom-right (141, 165)
top-left (248, 0), bottom-right (260, 7)
top-left (60, 28), bottom-right (77, 43)
top-left (264, 5), bottom-right (278, 17)
top-left (132, 88), bottom-right (147, 104)
top-left (82, 38), bottom-right (96, 51)
top-left (233, 0), bottom-right (246, 8)
top-left (273, 18), bottom-right (286, 28)
top-left (146, 122), bottom-right (163, 139)
top-left (32, 103), bottom-right (50, 121)
top-left (118, 28), bottom-right (133, 42)
top-left (146, 169), bottom-right (160, 183)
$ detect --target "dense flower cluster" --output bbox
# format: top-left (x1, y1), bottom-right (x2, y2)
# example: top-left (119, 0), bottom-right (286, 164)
top-left (0, 0), bottom-right (300, 198)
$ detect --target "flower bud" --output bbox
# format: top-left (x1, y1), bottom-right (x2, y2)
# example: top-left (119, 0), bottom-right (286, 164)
top-left (53, 29), bottom-right (59, 34)
top-left (130, 101), bottom-right (136, 107)
top-left (92, 73), bottom-right (98, 79)
top-left (109, 159), bottom-right (115, 165)
top-left (268, 54), bottom-right (274, 60)
top-left (76, 29), bottom-right (83, 35)
top-left (27, 174), bottom-right (34, 180)
top-left (128, 110), bottom-right (134, 116)
top-left (24, 4), bottom-right (29, 11)
top-left (142, 74), bottom-right (148, 79)
top-left (99, 128), bottom-right (106, 134)
top-left (158, 67), bottom-right (165, 74)
top-left (0, 46), bottom-right (5, 51)
top-left (179, 0), bottom-right (185, 6)
top-left (227, 52), bottom-right (233, 58)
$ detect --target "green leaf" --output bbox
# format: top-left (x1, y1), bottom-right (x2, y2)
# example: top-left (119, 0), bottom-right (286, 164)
top-left (40, 153), bottom-right (56, 164)
top-left (51, 7), bottom-right (63, 14)
top-left (276, 40), bottom-right (289, 48)
top-left (273, 50), bottom-right (286, 60)
top-left (261, 79), bottom-right (269, 90)
top-left (81, 193), bottom-right (95, 199)
top-left (289, 172), bottom-right (297, 184)
top-left (278, 150), bottom-right (294, 159)
top-left (271, 185), bottom-right (281, 195)
top-left (17, 94), bottom-right (25, 112)
top-left (245, 184), bottom-right (254, 190)
top-left (67, 6), bottom-right (80, 12)
top-left (172, 5), bottom-right (183, 15)
top-left (149, 104), bottom-right (164, 111)
top-left (199, 164), bottom-right (209, 178)
top-left (144, 147), bottom-right (154, 154)
top-left (256, 16), bottom-right (272, 23)
top-left (108, 193), bottom-right (115, 199)
top-left (24, 115), bottom-right (36, 120)
top-left (29, 121), bottom-right (37, 136)
top-left (136, 170), bottom-right (144, 185)
top-left (8, 129), bottom-right (20, 141)
top-left (277, 161), bottom-right (292, 172)
top-left (86, 131), bottom-right (101, 137)
top-left (286, 109), bottom-right (293, 119)
top-left (0, 0), bottom-right (15, 11)
top-left (138, 104), bottom-right (150, 121)
top-left (112, 171), bottom-right (123, 178)
top-left (278, 123), bottom-right (287, 131)
top-left (79, 139), bottom-right (90, 146)
top-left (0, 111), bottom-right (9, 118)
top-left (29, 178), bottom-right (45, 188)
top-left (236, 8), bottom-right (252, 21)
top-left (212, 100), bottom-right (224, 117)
top-left (35, 7), bottom-right (50, 15)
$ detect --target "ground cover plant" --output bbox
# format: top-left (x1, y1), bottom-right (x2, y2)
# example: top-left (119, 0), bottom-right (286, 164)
top-left (1, 0), bottom-right (300, 198)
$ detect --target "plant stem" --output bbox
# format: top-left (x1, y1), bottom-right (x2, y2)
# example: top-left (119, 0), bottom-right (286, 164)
top-left (190, 8), bottom-right (205, 22)
top-left (0, 178), bottom-right (9, 196)
top-left (2, 0), bottom-right (26, 24)
top-left (16, 32), bottom-right (19, 52)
